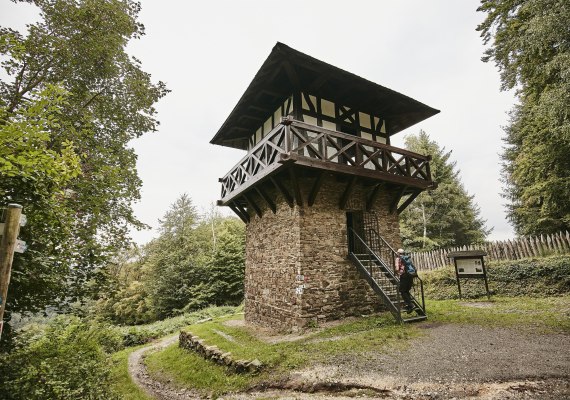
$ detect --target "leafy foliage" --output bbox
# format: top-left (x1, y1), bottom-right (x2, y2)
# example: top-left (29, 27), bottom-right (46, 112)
top-left (423, 255), bottom-right (570, 299)
top-left (0, 84), bottom-right (81, 186)
top-left (204, 217), bottom-right (246, 306)
top-left (116, 305), bottom-right (239, 347)
top-left (95, 195), bottom-right (245, 324)
top-left (145, 194), bottom-right (207, 318)
top-left (477, 0), bottom-right (570, 235)
top-left (0, 0), bottom-right (168, 332)
top-left (0, 316), bottom-right (122, 400)
top-left (399, 131), bottom-right (490, 250)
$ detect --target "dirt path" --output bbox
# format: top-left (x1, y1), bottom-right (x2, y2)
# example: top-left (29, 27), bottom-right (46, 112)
top-left (128, 334), bottom-right (198, 400)
top-left (128, 323), bottom-right (570, 399)
top-left (269, 323), bottom-right (570, 399)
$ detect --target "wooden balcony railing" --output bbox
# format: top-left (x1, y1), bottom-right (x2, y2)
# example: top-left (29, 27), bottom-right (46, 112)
top-left (219, 117), bottom-right (433, 203)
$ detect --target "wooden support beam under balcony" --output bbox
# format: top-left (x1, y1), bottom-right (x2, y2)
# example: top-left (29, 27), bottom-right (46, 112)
top-left (270, 176), bottom-right (294, 208)
top-left (308, 172), bottom-right (325, 206)
top-left (366, 183), bottom-right (385, 211)
top-left (397, 190), bottom-right (422, 214)
top-left (229, 202), bottom-right (250, 224)
top-left (339, 176), bottom-right (358, 209)
top-left (255, 186), bottom-right (276, 214)
top-left (390, 186), bottom-right (408, 214)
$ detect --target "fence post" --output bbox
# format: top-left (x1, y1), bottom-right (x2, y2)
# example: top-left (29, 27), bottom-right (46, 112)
top-left (0, 204), bottom-right (23, 340)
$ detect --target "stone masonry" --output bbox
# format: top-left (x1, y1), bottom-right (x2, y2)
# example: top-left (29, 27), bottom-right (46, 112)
top-left (244, 172), bottom-right (403, 331)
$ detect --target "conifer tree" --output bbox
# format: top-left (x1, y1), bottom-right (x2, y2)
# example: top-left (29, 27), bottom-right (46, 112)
top-left (477, 0), bottom-right (570, 235)
top-left (399, 131), bottom-right (491, 250)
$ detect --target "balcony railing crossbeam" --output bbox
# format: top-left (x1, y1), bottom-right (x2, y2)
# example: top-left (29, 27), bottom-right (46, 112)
top-left (218, 119), bottom-right (434, 206)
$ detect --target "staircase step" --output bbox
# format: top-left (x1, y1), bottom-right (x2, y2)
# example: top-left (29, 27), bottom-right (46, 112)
top-left (402, 315), bottom-right (428, 323)
top-left (351, 250), bottom-right (427, 324)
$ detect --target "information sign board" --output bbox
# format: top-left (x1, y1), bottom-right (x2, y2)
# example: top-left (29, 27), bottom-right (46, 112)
top-left (447, 250), bottom-right (490, 299)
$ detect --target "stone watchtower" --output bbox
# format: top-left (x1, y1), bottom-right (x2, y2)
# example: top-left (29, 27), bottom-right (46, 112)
top-left (211, 43), bottom-right (439, 330)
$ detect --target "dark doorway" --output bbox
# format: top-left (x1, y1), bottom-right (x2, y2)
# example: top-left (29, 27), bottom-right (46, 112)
top-left (346, 211), bottom-right (364, 253)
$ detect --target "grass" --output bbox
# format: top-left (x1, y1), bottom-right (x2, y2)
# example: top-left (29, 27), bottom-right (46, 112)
top-left (183, 312), bottom-right (415, 366)
top-left (117, 305), bottom-right (240, 346)
top-left (129, 258), bottom-right (570, 396)
top-left (145, 344), bottom-right (252, 398)
top-left (422, 254), bottom-right (570, 300)
top-left (426, 296), bottom-right (570, 333)
top-left (143, 295), bottom-right (570, 397)
top-left (144, 311), bottom-right (418, 396)
top-left (109, 346), bottom-right (153, 400)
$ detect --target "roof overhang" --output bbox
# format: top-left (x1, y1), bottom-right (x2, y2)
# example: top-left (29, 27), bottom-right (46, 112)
top-left (211, 42), bottom-right (440, 150)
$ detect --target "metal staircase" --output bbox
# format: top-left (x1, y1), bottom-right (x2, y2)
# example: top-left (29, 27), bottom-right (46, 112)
top-left (348, 213), bottom-right (427, 323)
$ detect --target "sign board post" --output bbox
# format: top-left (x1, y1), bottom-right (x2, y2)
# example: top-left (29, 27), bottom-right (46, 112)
top-left (447, 250), bottom-right (490, 299)
top-left (0, 204), bottom-right (24, 339)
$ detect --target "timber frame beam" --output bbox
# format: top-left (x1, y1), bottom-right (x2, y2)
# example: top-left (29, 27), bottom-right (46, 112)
top-left (229, 202), bottom-right (250, 223)
top-left (339, 176), bottom-right (357, 209)
top-left (390, 186), bottom-right (408, 214)
top-left (366, 183), bottom-right (385, 211)
top-left (270, 177), bottom-right (294, 208)
top-left (244, 193), bottom-right (262, 218)
top-left (308, 172), bottom-right (325, 206)
top-left (397, 190), bottom-right (422, 214)
top-left (255, 186), bottom-right (276, 214)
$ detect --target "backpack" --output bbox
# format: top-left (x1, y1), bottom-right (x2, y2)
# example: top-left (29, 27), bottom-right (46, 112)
top-left (400, 255), bottom-right (417, 276)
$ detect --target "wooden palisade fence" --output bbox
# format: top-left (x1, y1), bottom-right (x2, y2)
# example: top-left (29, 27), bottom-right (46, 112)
top-left (410, 231), bottom-right (570, 271)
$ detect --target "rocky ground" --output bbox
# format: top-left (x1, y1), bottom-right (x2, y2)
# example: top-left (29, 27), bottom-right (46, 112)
top-left (129, 320), bottom-right (570, 399)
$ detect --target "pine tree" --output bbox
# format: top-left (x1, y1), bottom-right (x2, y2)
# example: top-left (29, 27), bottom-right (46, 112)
top-left (400, 131), bottom-right (491, 250)
top-left (477, 0), bottom-right (570, 235)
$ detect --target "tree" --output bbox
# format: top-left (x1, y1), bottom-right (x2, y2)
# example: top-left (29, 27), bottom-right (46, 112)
top-left (94, 245), bottom-right (154, 325)
top-left (204, 217), bottom-right (245, 306)
top-left (399, 131), bottom-right (491, 250)
top-left (95, 195), bottom-right (245, 323)
top-left (144, 194), bottom-right (206, 318)
top-left (477, 0), bottom-right (570, 235)
top-left (0, 0), bottom-right (168, 329)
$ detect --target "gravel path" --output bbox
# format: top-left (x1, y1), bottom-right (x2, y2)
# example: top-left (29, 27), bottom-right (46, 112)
top-left (283, 323), bottom-right (570, 399)
top-left (128, 334), bottom-right (198, 400)
top-left (128, 323), bottom-right (570, 399)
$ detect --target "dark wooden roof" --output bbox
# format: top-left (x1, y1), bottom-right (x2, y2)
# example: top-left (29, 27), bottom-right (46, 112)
top-left (211, 42), bottom-right (440, 150)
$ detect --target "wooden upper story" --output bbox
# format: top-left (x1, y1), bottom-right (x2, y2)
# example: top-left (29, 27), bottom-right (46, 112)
top-left (211, 43), bottom-right (439, 212)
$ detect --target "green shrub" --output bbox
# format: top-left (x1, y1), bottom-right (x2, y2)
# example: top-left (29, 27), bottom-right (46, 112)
top-left (116, 304), bottom-right (239, 346)
top-left (0, 316), bottom-right (121, 400)
top-left (422, 255), bottom-right (570, 299)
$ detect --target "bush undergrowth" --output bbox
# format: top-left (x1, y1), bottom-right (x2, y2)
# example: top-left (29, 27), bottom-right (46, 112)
top-left (117, 305), bottom-right (239, 346)
top-left (0, 316), bottom-right (122, 400)
top-left (0, 305), bottom-right (240, 400)
top-left (421, 255), bottom-right (570, 299)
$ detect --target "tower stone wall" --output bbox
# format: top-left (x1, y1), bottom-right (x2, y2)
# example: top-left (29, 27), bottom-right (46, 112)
top-left (244, 173), bottom-right (403, 331)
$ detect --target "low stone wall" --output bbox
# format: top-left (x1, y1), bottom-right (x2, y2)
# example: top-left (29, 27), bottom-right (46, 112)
top-left (178, 331), bottom-right (262, 374)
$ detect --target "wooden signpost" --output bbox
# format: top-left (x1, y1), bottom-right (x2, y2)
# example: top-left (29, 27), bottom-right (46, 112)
top-left (0, 204), bottom-right (24, 339)
top-left (447, 250), bottom-right (490, 299)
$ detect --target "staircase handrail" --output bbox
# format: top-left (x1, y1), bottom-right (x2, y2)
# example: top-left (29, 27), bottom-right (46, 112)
top-left (363, 227), bottom-right (426, 314)
top-left (368, 227), bottom-right (425, 293)
top-left (348, 227), bottom-right (403, 322)
top-left (350, 228), bottom-right (396, 277)
top-left (370, 227), bottom-right (399, 254)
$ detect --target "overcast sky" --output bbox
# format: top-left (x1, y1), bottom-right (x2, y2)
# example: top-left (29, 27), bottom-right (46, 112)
top-left (2, 0), bottom-right (517, 244)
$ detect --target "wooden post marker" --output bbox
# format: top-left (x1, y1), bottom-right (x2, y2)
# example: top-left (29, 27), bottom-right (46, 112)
top-left (0, 204), bottom-right (23, 339)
